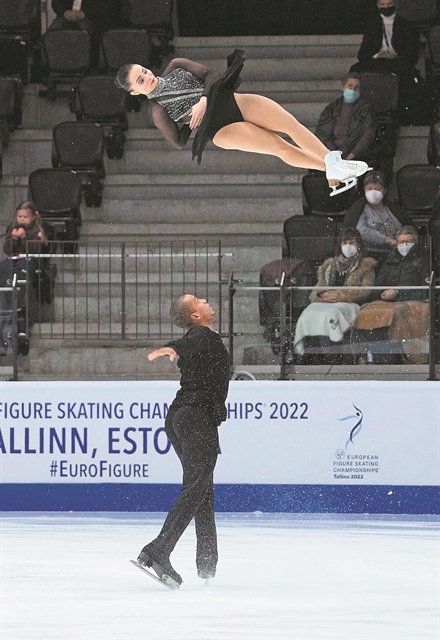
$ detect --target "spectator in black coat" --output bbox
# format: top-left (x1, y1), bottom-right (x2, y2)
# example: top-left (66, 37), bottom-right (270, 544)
top-left (374, 226), bottom-right (430, 302)
top-left (351, 225), bottom-right (431, 363)
top-left (351, 0), bottom-right (419, 79)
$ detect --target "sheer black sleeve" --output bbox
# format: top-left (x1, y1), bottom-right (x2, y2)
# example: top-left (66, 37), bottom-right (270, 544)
top-left (161, 58), bottom-right (220, 96)
top-left (149, 100), bottom-right (192, 149)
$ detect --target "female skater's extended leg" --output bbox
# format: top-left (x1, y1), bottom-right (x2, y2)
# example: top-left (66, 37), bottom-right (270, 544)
top-left (213, 94), bottom-right (371, 189)
top-left (234, 93), bottom-right (329, 163)
top-left (213, 121), bottom-right (327, 170)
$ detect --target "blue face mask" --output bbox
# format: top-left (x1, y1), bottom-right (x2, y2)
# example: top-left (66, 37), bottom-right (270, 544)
top-left (343, 88), bottom-right (360, 103)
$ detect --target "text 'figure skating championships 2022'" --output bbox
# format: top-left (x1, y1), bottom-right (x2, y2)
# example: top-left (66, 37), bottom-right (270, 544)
top-left (115, 50), bottom-right (372, 195)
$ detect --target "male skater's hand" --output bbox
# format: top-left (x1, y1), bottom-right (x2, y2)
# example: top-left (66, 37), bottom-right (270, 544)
top-left (147, 347), bottom-right (177, 362)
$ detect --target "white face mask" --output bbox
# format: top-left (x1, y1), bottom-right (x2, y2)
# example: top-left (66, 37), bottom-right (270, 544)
top-left (397, 242), bottom-right (415, 257)
top-left (341, 243), bottom-right (358, 258)
top-left (365, 189), bottom-right (384, 205)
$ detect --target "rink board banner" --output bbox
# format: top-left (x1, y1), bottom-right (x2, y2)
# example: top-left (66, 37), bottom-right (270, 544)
top-left (0, 381), bottom-right (438, 513)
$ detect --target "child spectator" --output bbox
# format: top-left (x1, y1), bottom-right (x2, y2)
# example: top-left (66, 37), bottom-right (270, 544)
top-left (3, 201), bottom-right (46, 257)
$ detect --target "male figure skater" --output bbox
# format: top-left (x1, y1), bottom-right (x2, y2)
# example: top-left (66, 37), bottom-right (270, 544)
top-left (137, 294), bottom-right (230, 588)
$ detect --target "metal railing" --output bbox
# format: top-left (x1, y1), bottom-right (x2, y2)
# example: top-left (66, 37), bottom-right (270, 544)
top-left (8, 240), bottom-right (440, 382)
top-left (20, 240), bottom-right (229, 340)
top-left (0, 273), bottom-right (19, 380)
top-left (227, 274), bottom-right (438, 381)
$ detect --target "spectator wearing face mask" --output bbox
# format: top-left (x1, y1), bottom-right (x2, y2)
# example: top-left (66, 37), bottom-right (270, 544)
top-left (343, 170), bottom-right (410, 262)
top-left (293, 227), bottom-right (376, 356)
top-left (373, 226), bottom-right (429, 302)
top-left (351, 226), bottom-right (430, 363)
top-left (350, 0), bottom-right (419, 78)
top-left (315, 72), bottom-right (377, 164)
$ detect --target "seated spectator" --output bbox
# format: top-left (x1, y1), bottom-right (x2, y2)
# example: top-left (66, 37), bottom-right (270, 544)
top-left (343, 170), bottom-right (409, 262)
top-left (2, 201), bottom-right (56, 306)
top-left (3, 201), bottom-right (46, 258)
top-left (350, 0), bottom-right (419, 81)
top-left (351, 226), bottom-right (430, 363)
top-left (1, 201), bottom-right (49, 332)
top-left (315, 72), bottom-right (377, 165)
top-left (293, 228), bottom-right (375, 356)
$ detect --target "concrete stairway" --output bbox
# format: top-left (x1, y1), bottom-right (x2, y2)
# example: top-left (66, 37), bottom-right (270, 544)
top-left (0, 34), bottom-right (431, 379)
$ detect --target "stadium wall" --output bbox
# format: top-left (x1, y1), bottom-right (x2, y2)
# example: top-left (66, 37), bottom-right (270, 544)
top-left (0, 381), bottom-right (438, 514)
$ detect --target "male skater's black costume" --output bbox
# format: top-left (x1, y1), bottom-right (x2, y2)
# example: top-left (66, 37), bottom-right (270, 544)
top-left (139, 325), bottom-right (230, 582)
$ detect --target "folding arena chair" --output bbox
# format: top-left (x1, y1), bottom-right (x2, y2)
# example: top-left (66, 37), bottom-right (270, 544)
top-left (52, 121), bottom-right (106, 207)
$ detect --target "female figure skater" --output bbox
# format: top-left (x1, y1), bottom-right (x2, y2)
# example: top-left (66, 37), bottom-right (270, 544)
top-left (115, 50), bottom-right (371, 195)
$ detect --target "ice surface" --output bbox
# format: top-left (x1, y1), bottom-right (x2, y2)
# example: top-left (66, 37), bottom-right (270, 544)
top-left (1, 512), bottom-right (438, 640)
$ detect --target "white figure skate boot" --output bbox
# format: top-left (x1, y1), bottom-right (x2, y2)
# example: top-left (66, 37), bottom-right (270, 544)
top-left (324, 150), bottom-right (372, 196)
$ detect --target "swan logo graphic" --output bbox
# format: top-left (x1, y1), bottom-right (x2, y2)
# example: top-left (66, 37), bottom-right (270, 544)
top-left (338, 403), bottom-right (364, 450)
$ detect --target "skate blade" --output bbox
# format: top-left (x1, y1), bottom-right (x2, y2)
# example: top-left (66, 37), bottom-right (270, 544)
top-left (130, 559), bottom-right (180, 590)
top-left (330, 177), bottom-right (357, 196)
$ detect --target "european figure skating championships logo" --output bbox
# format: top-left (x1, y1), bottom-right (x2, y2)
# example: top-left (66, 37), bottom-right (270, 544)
top-left (333, 403), bottom-right (380, 479)
top-left (338, 403), bottom-right (364, 450)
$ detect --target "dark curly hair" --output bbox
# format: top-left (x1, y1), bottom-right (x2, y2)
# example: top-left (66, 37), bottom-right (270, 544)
top-left (336, 227), bottom-right (364, 255)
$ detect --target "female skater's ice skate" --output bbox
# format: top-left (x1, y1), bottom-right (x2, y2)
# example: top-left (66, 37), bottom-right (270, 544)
top-left (325, 150), bottom-right (372, 196)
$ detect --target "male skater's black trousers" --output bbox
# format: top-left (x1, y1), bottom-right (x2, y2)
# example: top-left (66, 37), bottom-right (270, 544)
top-left (150, 405), bottom-right (219, 572)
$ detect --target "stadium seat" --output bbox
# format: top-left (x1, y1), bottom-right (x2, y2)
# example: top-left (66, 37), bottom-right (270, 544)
top-left (302, 173), bottom-right (355, 222)
top-left (51, 122), bottom-right (106, 207)
top-left (75, 75), bottom-right (128, 159)
top-left (396, 164), bottom-right (440, 230)
top-left (28, 169), bottom-right (82, 251)
top-left (282, 215), bottom-right (337, 263)
top-left (124, 0), bottom-right (174, 58)
top-left (42, 29), bottom-right (91, 101)
top-left (101, 29), bottom-right (151, 73)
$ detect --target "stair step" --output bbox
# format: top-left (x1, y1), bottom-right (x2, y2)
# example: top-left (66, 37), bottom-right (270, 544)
top-left (172, 34), bottom-right (362, 59)
top-left (167, 56), bottom-right (358, 81)
top-left (89, 197), bottom-right (301, 224)
top-left (80, 221), bottom-right (289, 239)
